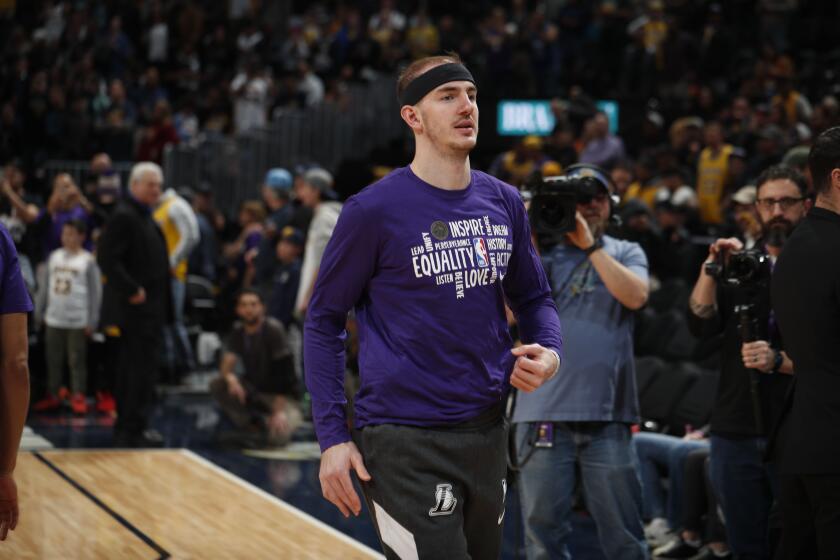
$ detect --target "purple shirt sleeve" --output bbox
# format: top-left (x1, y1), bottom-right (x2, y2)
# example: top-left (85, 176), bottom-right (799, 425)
top-left (304, 198), bottom-right (378, 451)
top-left (500, 190), bottom-right (563, 358)
top-left (0, 223), bottom-right (33, 314)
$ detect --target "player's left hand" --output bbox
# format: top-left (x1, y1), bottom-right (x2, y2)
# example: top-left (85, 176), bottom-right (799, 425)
top-left (510, 344), bottom-right (560, 393)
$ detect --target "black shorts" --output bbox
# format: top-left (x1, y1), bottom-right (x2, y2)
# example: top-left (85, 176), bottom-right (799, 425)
top-left (353, 405), bottom-right (509, 560)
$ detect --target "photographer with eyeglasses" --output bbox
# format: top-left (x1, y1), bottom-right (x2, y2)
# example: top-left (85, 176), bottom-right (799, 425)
top-left (687, 165), bottom-right (810, 559)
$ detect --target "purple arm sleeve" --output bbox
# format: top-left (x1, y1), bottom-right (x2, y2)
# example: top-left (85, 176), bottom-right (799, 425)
top-left (304, 199), bottom-right (378, 452)
top-left (501, 193), bottom-right (563, 359)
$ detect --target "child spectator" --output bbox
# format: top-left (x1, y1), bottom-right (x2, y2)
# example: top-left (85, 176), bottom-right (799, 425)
top-left (33, 219), bottom-right (101, 414)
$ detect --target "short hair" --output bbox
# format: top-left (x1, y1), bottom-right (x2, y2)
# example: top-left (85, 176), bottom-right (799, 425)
top-left (809, 126), bottom-right (840, 194)
top-left (396, 53), bottom-right (463, 103)
top-left (52, 172), bottom-right (76, 190)
top-left (755, 164), bottom-right (809, 198)
top-left (63, 218), bottom-right (87, 235)
top-left (239, 200), bottom-right (266, 223)
top-left (236, 288), bottom-right (263, 304)
top-left (129, 162), bottom-right (163, 186)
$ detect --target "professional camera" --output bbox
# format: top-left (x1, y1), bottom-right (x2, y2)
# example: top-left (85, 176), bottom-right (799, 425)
top-left (526, 163), bottom-right (617, 242)
top-left (704, 248), bottom-right (771, 290)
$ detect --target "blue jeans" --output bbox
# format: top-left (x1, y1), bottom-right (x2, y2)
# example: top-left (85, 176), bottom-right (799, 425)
top-left (162, 277), bottom-right (196, 372)
top-left (633, 432), bottom-right (709, 529)
top-left (516, 422), bottom-right (649, 560)
top-left (710, 434), bottom-right (777, 560)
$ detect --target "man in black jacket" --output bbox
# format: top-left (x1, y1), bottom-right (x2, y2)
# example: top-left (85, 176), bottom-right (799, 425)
top-left (687, 165), bottom-right (809, 559)
top-left (772, 127), bottom-right (840, 559)
top-left (98, 162), bottom-right (171, 447)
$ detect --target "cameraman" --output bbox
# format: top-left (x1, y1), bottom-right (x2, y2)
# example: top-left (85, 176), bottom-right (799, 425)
top-left (514, 164), bottom-right (650, 560)
top-left (688, 165), bottom-right (809, 559)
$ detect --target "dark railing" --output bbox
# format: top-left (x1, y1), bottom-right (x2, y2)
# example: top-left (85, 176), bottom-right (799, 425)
top-left (164, 73), bottom-right (404, 210)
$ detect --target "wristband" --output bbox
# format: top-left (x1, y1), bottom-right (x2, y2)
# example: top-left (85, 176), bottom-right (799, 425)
top-left (548, 349), bottom-right (561, 379)
top-left (584, 242), bottom-right (601, 256)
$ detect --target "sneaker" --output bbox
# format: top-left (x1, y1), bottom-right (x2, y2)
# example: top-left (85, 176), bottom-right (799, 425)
top-left (70, 393), bottom-right (88, 415)
top-left (32, 394), bottom-right (62, 412)
top-left (57, 386), bottom-right (71, 401)
top-left (654, 538), bottom-right (702, 559)
top-left (645, 518), bottom-right (673, 548)
top-left (96, 391), bottom-right (116, 414)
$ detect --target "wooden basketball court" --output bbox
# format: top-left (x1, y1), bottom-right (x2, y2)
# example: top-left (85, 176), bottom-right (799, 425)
top-left (2, 449), bottom-right (383, 559)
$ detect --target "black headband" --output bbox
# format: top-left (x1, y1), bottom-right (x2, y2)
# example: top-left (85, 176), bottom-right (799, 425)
top-left (399, 63), bottom-right (476, 107)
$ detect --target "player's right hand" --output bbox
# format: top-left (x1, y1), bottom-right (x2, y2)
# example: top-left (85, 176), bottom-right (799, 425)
top-left (319, 441), bottom-right (371, 518)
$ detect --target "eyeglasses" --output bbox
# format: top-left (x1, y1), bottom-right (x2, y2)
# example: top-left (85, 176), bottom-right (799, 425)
top-left (755, 197), bottom-right (805, 211)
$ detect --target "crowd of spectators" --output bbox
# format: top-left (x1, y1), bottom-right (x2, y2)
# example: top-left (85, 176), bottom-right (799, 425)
top-left (0, 152), bottom-right (333, 449)
top-left (3, 1), bottom-right (839, 194)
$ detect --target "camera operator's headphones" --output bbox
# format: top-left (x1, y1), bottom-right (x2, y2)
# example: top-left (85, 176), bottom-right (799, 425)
top-left (550, 163), bottom-right (622, 227)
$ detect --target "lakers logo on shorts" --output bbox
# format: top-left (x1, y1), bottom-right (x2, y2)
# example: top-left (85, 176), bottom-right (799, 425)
top-left (498, 478), bottom-right (507, 525)
top-left (429, 483), bottom-right (457, 516)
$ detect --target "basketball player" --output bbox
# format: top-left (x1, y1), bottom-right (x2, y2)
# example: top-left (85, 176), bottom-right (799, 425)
top-left (0, 222), bottom-right (32, 541)
top-left (304, 55), bottom-right (563, 559)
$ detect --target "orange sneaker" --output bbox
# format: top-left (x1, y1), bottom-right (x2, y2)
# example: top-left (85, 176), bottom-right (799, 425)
top-left (71, 393), bottom-right (89, 415)
top-left (32, 394), bottom-right (62, 412)
top-left (96, 391), bottom-right (116, 414)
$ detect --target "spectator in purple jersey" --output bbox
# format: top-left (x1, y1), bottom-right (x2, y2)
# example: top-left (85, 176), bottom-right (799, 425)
top-left (579, 111), bottom-right (627, 170)
top-left (0, 222), bottom-right (33, 541)
top-left (305, 54), bottom-right (562, 559)
top-left (34, 173), bottom-right (94, 258)
top-left (223, 200), bottom-right (265, 289)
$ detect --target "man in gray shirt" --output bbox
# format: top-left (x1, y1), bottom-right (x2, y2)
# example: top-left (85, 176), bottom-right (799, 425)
top-left (513, 164), bottom-right (650, 560)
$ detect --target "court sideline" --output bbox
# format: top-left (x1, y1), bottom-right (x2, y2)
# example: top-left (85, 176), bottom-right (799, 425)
top-left (1, 448), bottom-right (384, 559)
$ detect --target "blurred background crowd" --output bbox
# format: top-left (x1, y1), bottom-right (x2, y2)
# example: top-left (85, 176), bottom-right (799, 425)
top-left (2, 0), bottom-right (837, 411)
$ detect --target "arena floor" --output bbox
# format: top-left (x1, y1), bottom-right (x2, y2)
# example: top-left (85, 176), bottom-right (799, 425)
top-left (10, 383), bottom-right (606, 559)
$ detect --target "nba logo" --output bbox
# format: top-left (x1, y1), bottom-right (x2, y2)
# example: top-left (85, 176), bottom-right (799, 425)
top-left (473, 238), bottom-right (489, 268)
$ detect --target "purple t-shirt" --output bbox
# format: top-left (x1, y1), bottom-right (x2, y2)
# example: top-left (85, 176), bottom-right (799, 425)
top-left (304, 167), bottom-right (563, 451)
top-left (0, 222), bottom-right (33, 314)
top-left (244, 230), bottom-right (262, 252)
